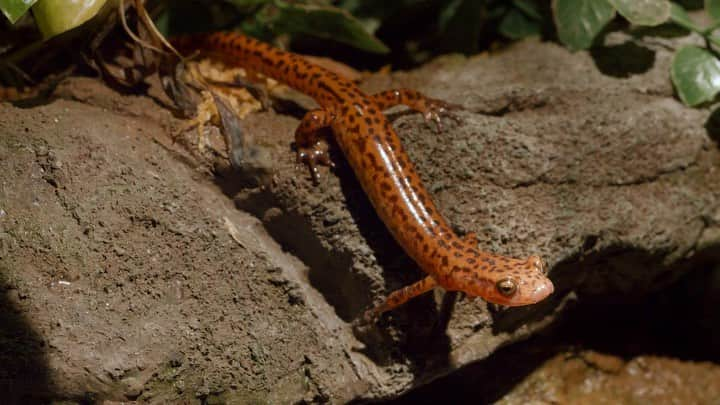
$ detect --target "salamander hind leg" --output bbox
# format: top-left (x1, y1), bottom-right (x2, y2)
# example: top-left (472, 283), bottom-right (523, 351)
top-left (362, 275), bottom-right (437, 323)
top-left (295, 109), bottom-right (335, 184)
top-left (370, 89), bottom-right (460, 133)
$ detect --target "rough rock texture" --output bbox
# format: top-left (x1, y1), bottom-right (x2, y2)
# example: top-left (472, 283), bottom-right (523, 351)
top-left (1, 34), bottom-right (720, 403)
top-left (500, 352), bottom-right (720, 404)
top-left (234, 36), bottom-right (720, 397)
top-left (0, 98), bottom-right (366, 403)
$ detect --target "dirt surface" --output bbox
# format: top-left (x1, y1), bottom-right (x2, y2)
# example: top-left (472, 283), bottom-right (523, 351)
top-left (501, 351), bottom-right (720, 404)
top-left (2, 33), bottom-right (720, 403)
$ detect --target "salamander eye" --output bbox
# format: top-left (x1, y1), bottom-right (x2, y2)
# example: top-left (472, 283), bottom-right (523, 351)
top-left (496, 278), bottom-right (517, 297)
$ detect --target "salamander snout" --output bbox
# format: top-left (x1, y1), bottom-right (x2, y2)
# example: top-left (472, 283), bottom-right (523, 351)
top-left (512, 254), bottom-right (553, 305)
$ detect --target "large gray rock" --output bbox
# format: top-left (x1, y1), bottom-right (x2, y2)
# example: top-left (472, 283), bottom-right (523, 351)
top-left (1, 36), bottom-right (719, 403)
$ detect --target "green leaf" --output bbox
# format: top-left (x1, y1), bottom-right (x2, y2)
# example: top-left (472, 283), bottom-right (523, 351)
top-left (0, 0), bottom-right (38, 23)
top-left (32, 0), bottom-right (107, 39)
top-left (513, 0), bottom-right (543, 20)
top-left (224, 0), bottom-right (272, 13)
top-left (225, 0), bottom-right (272, 7)
top-left (552, 0), bottom-right (615, 51)
top-left (338, 0), bottom-right (426, 20)
top-left (669, 2), bottom-right (703, 31)
top-left (499, 8), bottom-right (541, 39)
top-left (607, 0), bottom-right (671, 25)
top-left (707, 0), bottom-right (720, 20)
top-left (671, 45), bottom-right (720, 106)
top-left (261, 1), bottom-right (389, 53)
top-left (437, 0), bottom-right (486, 53)
top-left (438, 0), bottom-right (463, 31)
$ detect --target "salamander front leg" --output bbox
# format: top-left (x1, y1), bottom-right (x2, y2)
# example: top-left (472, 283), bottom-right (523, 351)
top-left (295, 109), bottom-right (335, 184)
top-left (362, 275), bottom-right (437, 322)
top-left (370, 89), bottom-right (460, 133)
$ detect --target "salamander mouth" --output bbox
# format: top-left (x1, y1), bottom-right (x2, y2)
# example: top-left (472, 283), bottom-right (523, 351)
top-left (514, 279), bottom-right (554, 306)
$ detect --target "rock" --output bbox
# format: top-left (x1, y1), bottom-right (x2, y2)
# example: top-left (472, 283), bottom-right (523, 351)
top-left (1, 35), bottom-right (719, 403)
top-left (235, 38), bottom-right (720, 399)
top-left (121, 376), bottom-right (144, 399)
top-left (499, 352), bottom-right (720, 404)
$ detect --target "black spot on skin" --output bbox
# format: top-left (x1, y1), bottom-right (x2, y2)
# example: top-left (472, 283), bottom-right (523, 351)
top-left (441, 256), bottom-right (449, 266)
top-left (353, 137), bottom-right (367, 153)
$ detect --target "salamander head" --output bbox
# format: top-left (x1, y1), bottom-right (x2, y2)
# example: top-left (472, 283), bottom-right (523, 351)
top-left (448, 254), bottom-right (554, 306)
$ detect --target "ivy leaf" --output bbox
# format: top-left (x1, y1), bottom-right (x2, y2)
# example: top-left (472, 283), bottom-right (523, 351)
top-left (437, 0), bottom-right (486, 53)
top-left (499, 8), bottom-right (541, 39)
top-left (671, 46), bottom-right (720, 106)
top-left (707, 0), bottom-right (720, 21)
top-left (224, 0), bottom-right (272, 10)
top-left (552, 0), bottom-right (616, 51)
top-left (32, 0), bottom-right (107, 39)
top-left (513, 0), bottom-right (543, 20)
top-left (669, 2), bottom-right (702, 32)
top-left (0, 0), bottom-right (38, 23)
top-left (607, 0), bottom-right (671, 26)
top-left (260, 1), bottom-right (389, 53)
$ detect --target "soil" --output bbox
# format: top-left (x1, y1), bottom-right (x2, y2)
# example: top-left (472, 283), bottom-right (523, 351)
top-left (1, 32), bottom-right (720, 404)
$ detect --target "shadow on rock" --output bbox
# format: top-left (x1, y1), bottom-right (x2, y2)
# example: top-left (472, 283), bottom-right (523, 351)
top-left (389, 247), bottom-right (720, 403)
top-left (590, 41), bottom-right (655, 78)
top-left (335, 157), bottom-right (455, 370)
top-left (705, 106), bottom-right (720, 145)
top-left (0, 276), bottom-right (54, 403)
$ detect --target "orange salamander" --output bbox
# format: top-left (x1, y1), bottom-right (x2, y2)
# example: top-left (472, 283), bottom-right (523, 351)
top-left (171, 32), bottom-right (554, 319)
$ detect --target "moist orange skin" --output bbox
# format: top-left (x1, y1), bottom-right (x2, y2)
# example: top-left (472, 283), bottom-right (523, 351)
top-left (172, 33), bottom-right (554, 317)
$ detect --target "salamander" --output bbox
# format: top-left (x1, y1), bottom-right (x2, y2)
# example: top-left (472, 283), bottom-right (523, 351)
top-left (171, 32), bottom-right (554, 319)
